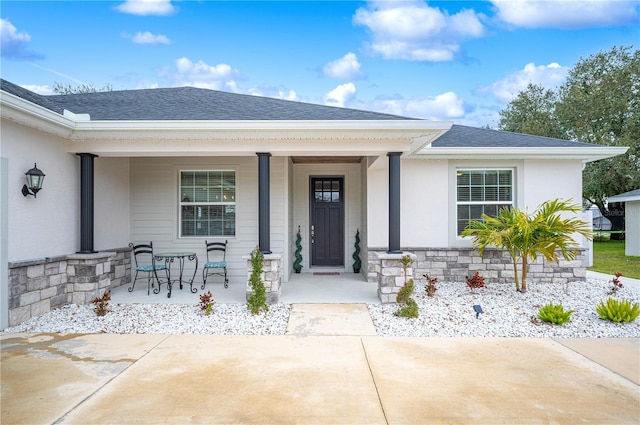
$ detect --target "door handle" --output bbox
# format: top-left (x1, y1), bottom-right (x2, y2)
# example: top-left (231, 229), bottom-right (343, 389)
top-left (311, 225), bottom-right (315, 244)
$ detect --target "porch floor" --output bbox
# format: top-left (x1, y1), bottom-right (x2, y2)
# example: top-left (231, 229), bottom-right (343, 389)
top-left (109, 272), bottom-right (380, 305)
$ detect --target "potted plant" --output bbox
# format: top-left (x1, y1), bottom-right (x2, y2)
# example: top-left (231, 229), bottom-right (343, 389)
top-left (294, 226), bottom-right (303, 273)
top-left (352, 229), bottom-right (361, 273)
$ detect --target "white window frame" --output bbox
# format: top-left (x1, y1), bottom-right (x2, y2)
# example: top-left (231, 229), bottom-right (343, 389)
top-left (456, 168), bottom-right (514, 236)
top-left (178, 170), bottom-right (236, 238)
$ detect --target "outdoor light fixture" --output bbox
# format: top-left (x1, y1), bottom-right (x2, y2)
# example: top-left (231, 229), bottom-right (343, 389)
top-left (21, 163), bottom-right (45, 197)
top-left (473, 304), bottom-right (484, 319)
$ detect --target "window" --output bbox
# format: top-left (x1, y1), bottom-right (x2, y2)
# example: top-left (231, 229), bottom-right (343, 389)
top-left (456, 169), bottom-right (513, 235)
top-left (180, 171), bottom-right (236, 237)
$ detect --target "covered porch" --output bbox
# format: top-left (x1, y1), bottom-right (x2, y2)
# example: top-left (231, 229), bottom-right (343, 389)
top-left (109, 272), bottom-right (380, 305)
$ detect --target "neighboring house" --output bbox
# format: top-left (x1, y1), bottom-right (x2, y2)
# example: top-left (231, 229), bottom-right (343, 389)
top-left (606, 189), bottom-right (640, 256)
top-left (0, 79), bottom-right (628, 327)
top-left (589, 205), bottom-right (612, 231)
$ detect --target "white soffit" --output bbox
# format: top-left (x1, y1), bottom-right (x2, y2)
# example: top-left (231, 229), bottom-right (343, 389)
top-left (411, 146), bottom-right (629, 162)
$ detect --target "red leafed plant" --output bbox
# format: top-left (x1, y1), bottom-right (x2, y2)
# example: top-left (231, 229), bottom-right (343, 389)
top-left (609, 272), bottom-right (624, 295)
top-left (423, 274), bottom-right (438, 297)
top-left (465, 272), bottom-right (486, 293)
top-left (199, 291), bottom-right (215, 316)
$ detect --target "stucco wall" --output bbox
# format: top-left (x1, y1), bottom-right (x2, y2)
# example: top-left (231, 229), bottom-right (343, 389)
top-left (367, 157), bottom-right (587, 250)
top-left (1, 119), bottom-right (79, 262)
top-left (625, 200), bottom-right (640, 256)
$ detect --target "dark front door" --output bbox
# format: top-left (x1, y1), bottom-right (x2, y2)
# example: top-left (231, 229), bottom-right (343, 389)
top-left (310, 177), bottom-right (344, 266)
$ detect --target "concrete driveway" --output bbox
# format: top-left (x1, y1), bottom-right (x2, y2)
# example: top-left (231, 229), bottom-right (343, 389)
top-left (2, 331), bottom-right (638, 424)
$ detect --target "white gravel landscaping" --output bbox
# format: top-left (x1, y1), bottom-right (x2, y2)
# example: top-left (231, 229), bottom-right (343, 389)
top-left (369, 275), bottom-right (640, 338)
top-left (2, 275), bottom-right (639, 337)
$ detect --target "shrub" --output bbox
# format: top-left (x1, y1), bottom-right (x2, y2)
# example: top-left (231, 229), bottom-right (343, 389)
top-left (596, 298), bottom-right (640, 323)
top-left (91, 290), bottom-right (111, 317)
top-left (537, 302), bottom-right (574, 325)
top-left (395, 297), bottom-right (419, 318)
top-left (395, 255), bottom-right (418, 318)
top-left (424, 274), bottom-right (438, 297)
top-left (608, 272), bottom-right (624, 295)
top-left (247, 246), bottom-right (269, 315)
top-left (465, 271), bottom-right (486, 293)
top-left (199, 290), bottom-right (215, 316)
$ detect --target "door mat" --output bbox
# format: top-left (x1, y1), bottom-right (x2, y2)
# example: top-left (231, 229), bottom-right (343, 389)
top-left (313, 272), bottom-right (340, 276)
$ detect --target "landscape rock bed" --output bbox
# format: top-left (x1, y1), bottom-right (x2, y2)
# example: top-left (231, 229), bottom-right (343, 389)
top-left (369, 276), bottom-right (640, 337)
top-left (2, 276), bottom-right (639, 337)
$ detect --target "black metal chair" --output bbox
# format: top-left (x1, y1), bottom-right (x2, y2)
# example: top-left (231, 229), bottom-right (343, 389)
top-left (202, 240), bottom-right (228, 289)
top-left (129, 242), bottom-right (166, 295)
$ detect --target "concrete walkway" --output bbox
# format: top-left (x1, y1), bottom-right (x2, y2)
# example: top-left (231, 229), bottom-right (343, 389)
top-left (2, 304), bottom-right (639, 424)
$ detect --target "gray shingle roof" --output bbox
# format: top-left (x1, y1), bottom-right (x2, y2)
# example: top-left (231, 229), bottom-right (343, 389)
top-left (431, 124), bottom-right (598, 148)
top-left (1, 79), bottom-right (409, 121)
top-left (1, 79), bottom-right (605, 151)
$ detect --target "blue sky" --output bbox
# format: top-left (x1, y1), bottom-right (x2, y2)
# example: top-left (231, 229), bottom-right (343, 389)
top-left (1, 0), bottom-right (638, 127)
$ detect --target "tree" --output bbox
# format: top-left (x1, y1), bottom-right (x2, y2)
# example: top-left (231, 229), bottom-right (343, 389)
top-left (556, 46), bottom-right (640, 235)
top-left (462, 199), bottom-right (592, 293)
top-left (53, 82), bottom-right (114, 94)
top-left (498, 83), bottom-right (563, 138)
top-left (497, 46), bottom-right (640, 237)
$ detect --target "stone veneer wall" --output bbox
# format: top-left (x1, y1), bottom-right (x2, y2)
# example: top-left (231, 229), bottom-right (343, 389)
top-left (245, 253), bottom-right (282, 304)
top-left (7, 247), bottom-right (131, 327)
top-left (368, 247), bottom-right (587, 302)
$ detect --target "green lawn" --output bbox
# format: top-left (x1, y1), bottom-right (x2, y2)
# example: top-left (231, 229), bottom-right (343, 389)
top-left (589, 239), bottom-right (640, 279)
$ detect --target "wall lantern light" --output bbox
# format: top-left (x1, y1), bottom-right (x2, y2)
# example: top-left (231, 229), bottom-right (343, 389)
top-left (21, 163), bottom-right (45, 197)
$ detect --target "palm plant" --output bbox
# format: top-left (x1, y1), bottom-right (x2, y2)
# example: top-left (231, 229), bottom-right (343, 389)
top-left (462, 198), bottom-right (592, 292)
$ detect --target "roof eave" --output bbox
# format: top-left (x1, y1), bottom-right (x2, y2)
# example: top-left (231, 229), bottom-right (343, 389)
top-left (410, 146), bottom-right (629, 162)
top-left (0, 91), bottom-right (76, 138)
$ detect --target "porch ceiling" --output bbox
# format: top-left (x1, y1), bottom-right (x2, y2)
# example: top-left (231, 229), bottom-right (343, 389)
top-left (290, 156), bottom-right (363, 164)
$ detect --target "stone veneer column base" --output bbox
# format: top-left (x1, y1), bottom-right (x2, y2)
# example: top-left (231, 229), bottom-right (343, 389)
top-left (67, 252), bottom-right (116, 305)
top-left (375, 252), bottom-right (416, 304)
top-left (245, 253), bottom-right (282, 304)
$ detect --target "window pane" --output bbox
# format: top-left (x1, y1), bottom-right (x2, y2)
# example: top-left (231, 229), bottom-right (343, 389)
top-left (457, 187), bottom-right (469, 202)
top-left (485, 186), bottom-right (498, 201)
top-left (485, 171), bottom-right (497, 185)
top-left (331, 191), bottom-right (340, 202)
top-left (470, 187), bottom-right (483, 202)
top-left (180, 170), bottom-right (236, 237)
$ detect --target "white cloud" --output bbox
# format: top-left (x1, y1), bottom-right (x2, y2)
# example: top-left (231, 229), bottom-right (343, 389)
top-left (115, 0), bottom-right (176, 16)
top-left (131, 31), bottom-right (170, 45)
top-left (0, 18), bottom-right (41, 60)
top-left (491, 0), bottom-right (639, 29)
top-left (478, 62), bottom-right (568, 102)
top-left (20, 84), bottom-right (53, 95)
top-left (323, 52), bottom-right (365, 79)
top-left (248, 86), bottom-right (299, 101)
top-left (164, 57), bottom-right (241, 90)
top-left (369, 91), bottom-right (467, 120)
top-left (324, 83), bottom-right (357, 107)
top-left (353, 1), bottom-right (485, 61)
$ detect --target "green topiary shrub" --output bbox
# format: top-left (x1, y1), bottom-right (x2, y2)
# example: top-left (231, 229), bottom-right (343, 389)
top-left (247, 246), bottom-right (269, 315)
top-left (537, 302), bottom-right (574, 325)
top-left (395, 255), bottom-right (418, 318)
top-left (293, 226), bottom-right (303, 273)
top-left (596, 298), bottom-right (640, 323)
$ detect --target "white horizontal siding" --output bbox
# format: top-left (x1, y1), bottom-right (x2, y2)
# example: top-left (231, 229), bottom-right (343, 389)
top-left (130, 155), bottom-right (288, 286)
